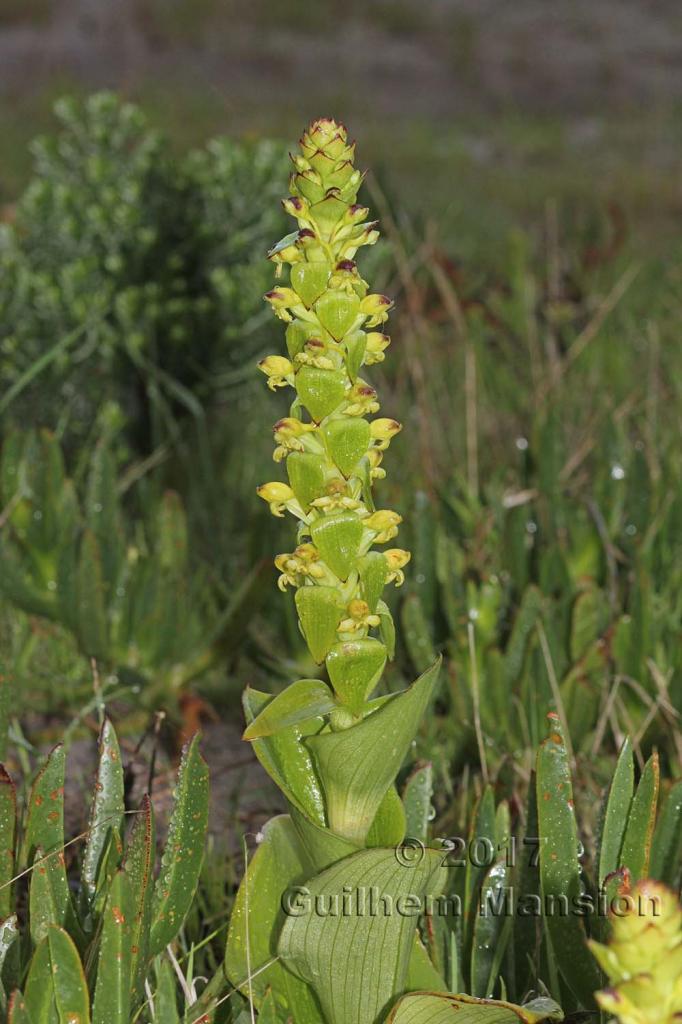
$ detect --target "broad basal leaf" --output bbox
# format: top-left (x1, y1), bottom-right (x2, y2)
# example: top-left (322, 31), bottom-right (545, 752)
top-left (279, 847), bottom-right (447, 1024)
top-left (386, 992), bottom-right (563, 1023)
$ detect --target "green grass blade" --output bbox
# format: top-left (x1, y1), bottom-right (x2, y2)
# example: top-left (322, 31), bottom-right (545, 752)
top-left (153, 958), bottom-right (181, 1023)
top-left (75, 530), bottom-right (109, 659)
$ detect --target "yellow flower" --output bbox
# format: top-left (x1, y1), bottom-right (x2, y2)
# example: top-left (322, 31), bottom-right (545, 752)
top-left (295, 339), bottom-right (336, 370)
top-left (257, 482), bottom-right (297, 518)
top-left (272, 417), bottom-right (317, 461)
top-left (338, 598), bottom-right (381, 635)
top-left (365, 332), bottom-right (391, 364)
top-left (364, 509), bottom-right (402, 544)
top-left (258, 355), bottom-right (294, 390)
top-left (360, 293), bottom-right (393, 328)
top-left (274, 543), bottom-right (325, 589)
top-left (328, 259), bottom-right (362, 295)
top-left (384, 548), bottom-right (411, 586)
top-left (345, 380), bottom-right (380, 416)
top-left (337, 224), bottom-right (380, 260)
top-left (366, 448), bottom-right (386, 480)
top-left (369, 417), bottom-right (402, 450)
top-left (264, 287), bottom-right (302, 323)
top-left (310, 479), bottom-right (362, 513)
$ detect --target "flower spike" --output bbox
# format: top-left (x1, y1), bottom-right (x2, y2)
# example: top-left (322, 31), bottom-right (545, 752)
top-left (258, 117), bottom-right (408, 697)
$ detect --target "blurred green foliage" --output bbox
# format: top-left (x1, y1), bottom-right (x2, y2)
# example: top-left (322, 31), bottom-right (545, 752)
top-left (0, 430), bottom-right (269, 714)
top-left (0, 92), bottom-right (287, 455)
top-left (351, 213), bottom-right (682, 787)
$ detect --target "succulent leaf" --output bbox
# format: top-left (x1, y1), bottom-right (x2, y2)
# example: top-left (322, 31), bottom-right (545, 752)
top-left (80, 717), bottom-right (125, 919)
top-left (149, 735), bottom-right (209, 957)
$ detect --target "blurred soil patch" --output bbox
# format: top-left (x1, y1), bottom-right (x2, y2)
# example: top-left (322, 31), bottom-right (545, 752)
top-left (1, 0), bottom-right (682, 255)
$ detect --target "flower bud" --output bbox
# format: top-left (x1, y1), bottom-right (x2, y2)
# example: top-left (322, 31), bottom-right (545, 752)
top-left (345, 381), bottom-right (380, 416)
top-left (300, 119), bottom-right (349, 162)
top-left (343, 204), bottom-right (370, 226)
top-left (282, 195), bottom-right (312, 222)
top-left (270, 244), bottom-right (302, 269)
top-left (384, 548), bottom-right (411, 586)
top-left (257, 482), bottom-right (297, 517)
top-left (274, 417), bottom-right (315, 441)
top-left (338, 598), bottom-right (381, 635)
